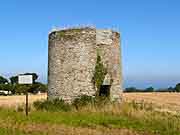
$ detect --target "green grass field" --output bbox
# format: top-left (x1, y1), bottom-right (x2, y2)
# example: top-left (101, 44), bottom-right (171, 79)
top-left (0, 100), bottom-right (180, 135)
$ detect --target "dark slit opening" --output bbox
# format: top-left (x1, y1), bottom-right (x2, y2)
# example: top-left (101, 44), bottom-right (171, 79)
top-left (99, 85), bottom-right (111, 97)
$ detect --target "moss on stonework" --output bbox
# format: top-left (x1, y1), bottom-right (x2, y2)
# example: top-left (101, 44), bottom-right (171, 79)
top-left (55, 29), bottom-right (82, 40)
top-left (56, 33), bottom-right (72, 40)
top-left (92, 52), bottom-right (107, 96)
top-left (67, 28), bottom-right (83, 33)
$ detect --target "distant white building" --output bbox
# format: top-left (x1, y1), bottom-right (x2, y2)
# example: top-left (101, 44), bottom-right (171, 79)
top-left (0, 90), bottom-right (12, 95)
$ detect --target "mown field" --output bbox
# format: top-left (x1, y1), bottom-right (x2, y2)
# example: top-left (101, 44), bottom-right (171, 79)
top-left (0, 93), bottom-right (180, 135)
top-left (123, 93), bottom-right (180, 113)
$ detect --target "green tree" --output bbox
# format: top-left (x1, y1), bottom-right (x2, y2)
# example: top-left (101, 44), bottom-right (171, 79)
top-left (29, 82), bottom-right (47, 94)
top-left (145, 87), bottom-right (154, 92)
top-left (14, 84), bottom-right (30, 95)
top-left (168, 87), bottom-right (175, 92)
top-left (0, 76), bottom-right (8, 84)
top-left (124, 87), bottom-right (137, 92)
top-left (9, 76), bottom-right (18, 84)
top-left (175, 83), bottom-right (180, 92)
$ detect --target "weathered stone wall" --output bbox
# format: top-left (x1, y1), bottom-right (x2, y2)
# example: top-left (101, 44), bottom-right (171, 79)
top-left (96, 30), bottom-right (123, 101)
top-left (48, 27), bottom-right (122, 102)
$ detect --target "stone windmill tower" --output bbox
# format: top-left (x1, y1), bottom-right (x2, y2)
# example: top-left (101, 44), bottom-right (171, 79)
top-left (48, 27), bottom-right (123, 102)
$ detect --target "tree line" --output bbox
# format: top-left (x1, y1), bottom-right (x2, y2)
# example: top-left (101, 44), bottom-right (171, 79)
top-left (0, 73), bottom-right (47, 95)
top-left (124, 84), bottom-right (180, 93)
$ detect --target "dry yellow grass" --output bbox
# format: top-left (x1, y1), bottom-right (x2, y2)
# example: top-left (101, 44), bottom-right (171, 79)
top-left (0, 94), bottom-right (47, 108)
top-left (1, 92), bottom-right (180, 112)
top-left (123, 92), bottom-right (180, 112)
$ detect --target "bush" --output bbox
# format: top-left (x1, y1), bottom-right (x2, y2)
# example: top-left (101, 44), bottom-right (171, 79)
top-left (33, 99), bottom-right (71, 112)
top-left (34, 95), bottom-right (111, 112)
top-left (93, 96), bottom-right (110, 106)
top-left (72, 95), bottom-right (110, 110)
top-left (72, 95), bottom-right (94, 109)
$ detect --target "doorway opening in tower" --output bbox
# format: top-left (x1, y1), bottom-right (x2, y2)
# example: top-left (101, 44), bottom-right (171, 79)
top-left (99, 85), bottom-right (111, 97)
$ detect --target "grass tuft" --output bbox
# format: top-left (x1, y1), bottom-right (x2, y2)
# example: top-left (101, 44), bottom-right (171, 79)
top-left (33, 98), bottom-right (71, 112)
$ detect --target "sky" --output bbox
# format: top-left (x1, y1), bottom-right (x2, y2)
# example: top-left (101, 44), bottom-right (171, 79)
top-left (0, 0), bottom-right (180, 88)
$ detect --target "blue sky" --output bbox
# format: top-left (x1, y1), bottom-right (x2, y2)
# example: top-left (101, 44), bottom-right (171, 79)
top-left (0, 0), bottom-right (180, 88)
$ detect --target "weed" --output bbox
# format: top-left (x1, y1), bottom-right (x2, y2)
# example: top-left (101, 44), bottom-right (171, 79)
top-left (33, 98), bottom-right (71, 112)
top-left (17, 106), bottom-right (24, 112)
top-left (72, 95), bottom-right (94, 110)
